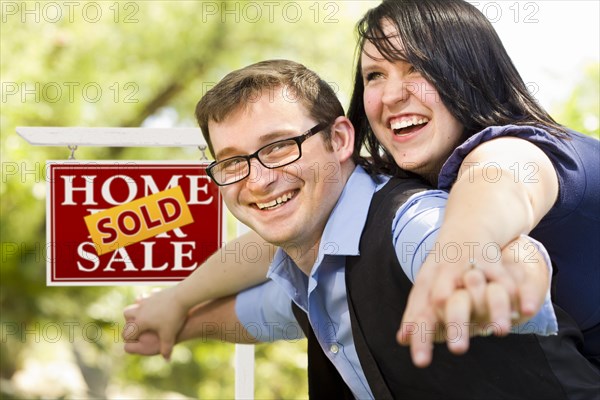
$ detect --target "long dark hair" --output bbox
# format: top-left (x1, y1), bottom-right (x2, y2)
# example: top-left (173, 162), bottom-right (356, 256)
top-left (348, 0), bottom-right (566, 176)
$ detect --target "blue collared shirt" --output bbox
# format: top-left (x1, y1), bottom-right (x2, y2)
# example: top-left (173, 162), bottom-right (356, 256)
top-left (236, 166), bottom-right (557, 398)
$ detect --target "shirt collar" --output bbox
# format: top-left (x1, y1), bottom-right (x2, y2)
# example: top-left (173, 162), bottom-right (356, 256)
top-left (268, 166), bottom-right (389, 277)
top-left (319, 165), bottom-right (387, 257)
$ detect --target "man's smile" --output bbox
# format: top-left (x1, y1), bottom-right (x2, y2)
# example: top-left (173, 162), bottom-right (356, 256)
top-left (254, 190), bottom-right (298, 210)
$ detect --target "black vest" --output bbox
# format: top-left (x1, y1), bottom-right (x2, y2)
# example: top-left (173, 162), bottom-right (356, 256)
top-left (293, 177), bottom-right (600, 399)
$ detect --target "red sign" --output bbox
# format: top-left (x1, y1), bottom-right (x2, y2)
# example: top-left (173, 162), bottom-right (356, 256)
top-left (46, 161), bottom-right (222, 285)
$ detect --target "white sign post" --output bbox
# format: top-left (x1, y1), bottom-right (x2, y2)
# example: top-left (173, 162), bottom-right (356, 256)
top-left (17, 126), bottom-right (255, 399)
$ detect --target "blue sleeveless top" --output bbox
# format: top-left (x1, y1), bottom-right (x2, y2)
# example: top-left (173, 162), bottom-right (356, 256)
top-left (439, 125), bottom-right (600, 362)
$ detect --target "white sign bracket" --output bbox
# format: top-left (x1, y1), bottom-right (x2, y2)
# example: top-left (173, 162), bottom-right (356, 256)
top-left (67, 145), bottom-right (78, 160)
top-left (16, 126), bottom-right (207, 147)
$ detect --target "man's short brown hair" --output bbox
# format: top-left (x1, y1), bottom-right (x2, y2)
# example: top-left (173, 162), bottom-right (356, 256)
top-left (195, 59), bottom-right (344, 157)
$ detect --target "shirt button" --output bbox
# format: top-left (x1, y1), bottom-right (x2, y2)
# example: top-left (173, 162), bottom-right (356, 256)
top-left (329, 344), bottom-right (339, 354)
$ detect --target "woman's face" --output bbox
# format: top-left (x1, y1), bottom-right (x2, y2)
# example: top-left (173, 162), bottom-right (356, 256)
top-left (361, 24), bottom-right (465, 178)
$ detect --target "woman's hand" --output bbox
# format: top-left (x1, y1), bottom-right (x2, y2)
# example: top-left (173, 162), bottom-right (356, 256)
top-left (397, 235), bottom-right (551, 367)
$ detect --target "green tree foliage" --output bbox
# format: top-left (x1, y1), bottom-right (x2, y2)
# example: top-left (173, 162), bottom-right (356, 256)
top-left (552, 63), bottom-right (600, 139)
top-left (0, 1), bottom-right (378, 398)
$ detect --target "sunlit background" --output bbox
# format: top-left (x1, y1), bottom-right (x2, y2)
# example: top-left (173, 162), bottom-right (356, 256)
top-left (1, 1), bottom-right (598, 399)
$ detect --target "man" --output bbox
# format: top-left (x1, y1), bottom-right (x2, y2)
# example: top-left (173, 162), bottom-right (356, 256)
top-left (125, 60), bottom-right (598, 398)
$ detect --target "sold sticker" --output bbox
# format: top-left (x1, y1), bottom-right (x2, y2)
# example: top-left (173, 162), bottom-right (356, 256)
top-left (84, 185), bottom-right (194, 255)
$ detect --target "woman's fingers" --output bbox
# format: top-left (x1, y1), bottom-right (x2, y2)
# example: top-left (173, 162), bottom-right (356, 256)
top-left (503, 239), bottom-right (549, 318)
top-left (485, 282), bottom-right (512, 335)
top-left (463, 268), bottom-right (487, 319)
top-left (444, 289), bottom-right (472, 354)
top-left (403, 306), bottom-right (439, 368)
top-left (430, 261), bottom-right (471, 308)
top-left (399, 258), bottom-right (440, 345)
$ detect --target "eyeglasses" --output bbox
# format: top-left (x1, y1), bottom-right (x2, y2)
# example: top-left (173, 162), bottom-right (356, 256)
top-left (206, 123), bottom-right (327, 186)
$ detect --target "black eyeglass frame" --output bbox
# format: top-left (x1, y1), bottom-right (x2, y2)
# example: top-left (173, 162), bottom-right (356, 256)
top-left (206, 122), bottom-right (328, 186)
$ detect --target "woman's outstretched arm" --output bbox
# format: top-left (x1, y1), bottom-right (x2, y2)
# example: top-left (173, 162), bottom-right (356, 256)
top-left (399, 136), bottom-right (559, 365)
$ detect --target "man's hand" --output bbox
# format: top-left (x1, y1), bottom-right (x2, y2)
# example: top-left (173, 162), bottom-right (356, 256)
top-left (122, 287), bottom-right (188, 360)
top-left (123, 329), bottom-right (162, 356)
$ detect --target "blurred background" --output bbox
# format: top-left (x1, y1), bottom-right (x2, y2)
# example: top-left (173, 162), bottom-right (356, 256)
top-left (1, 1), bottom-right (598, 399)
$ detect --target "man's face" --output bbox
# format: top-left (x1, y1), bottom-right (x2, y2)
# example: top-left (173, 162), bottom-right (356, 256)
top-left (208, 88), bottom-right (348, 253)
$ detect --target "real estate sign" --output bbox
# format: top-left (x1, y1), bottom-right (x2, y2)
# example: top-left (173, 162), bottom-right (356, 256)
top-left (46, 161), bottom-right (222, 285)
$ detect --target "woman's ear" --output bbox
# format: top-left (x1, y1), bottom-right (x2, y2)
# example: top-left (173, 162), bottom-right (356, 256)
top-left (329, 116), bottom-right (355, 162)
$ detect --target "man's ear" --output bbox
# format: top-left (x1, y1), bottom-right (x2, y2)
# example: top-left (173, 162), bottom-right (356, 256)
top-left (329, 116), bottom-right (355, 162)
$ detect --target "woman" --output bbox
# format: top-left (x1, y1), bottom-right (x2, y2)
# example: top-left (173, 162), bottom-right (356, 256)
top-left (348, 0), bottom-right (599, 369)
top-left (125, 0), bottom-right (599, 371)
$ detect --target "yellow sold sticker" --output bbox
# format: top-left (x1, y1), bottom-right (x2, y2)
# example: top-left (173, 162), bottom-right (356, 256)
top-left (84, 186), bottom-right (194, 255)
